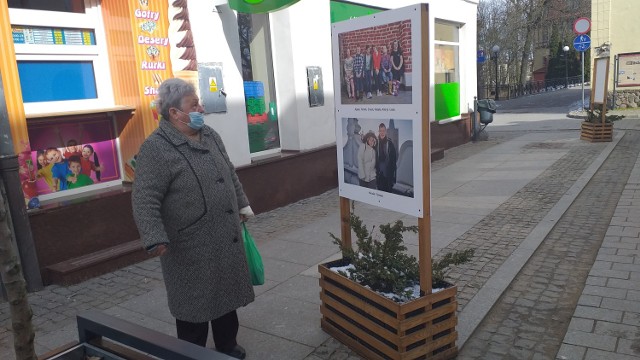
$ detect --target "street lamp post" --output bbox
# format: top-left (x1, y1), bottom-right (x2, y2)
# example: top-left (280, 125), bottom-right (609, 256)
top-left (563, 45), bottom-right (569, 88)
top-left (492, 45), bottom-right (500, 100)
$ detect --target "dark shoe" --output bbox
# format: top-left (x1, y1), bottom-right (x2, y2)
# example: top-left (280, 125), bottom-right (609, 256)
top-left (218, 344), bottom-right (246, 359)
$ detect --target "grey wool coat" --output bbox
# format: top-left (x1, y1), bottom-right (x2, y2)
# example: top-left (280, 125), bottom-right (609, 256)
top-left (132, 119), bottom-right (254, 323)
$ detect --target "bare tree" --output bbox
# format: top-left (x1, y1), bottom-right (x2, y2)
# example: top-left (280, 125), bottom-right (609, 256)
top-left (0, 180), bottom-right (36, 360)
top-left (505, 0), bottom-right (551, 85)
top-left (237, 13), bottom-right (254, 81)
top-left (478, 0), bottom-right (590, 91)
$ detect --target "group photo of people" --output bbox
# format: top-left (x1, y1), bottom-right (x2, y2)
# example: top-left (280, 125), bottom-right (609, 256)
top-left (337, 20), bottom-right (413, 105)
top-left (341, 117), bottom-right (415, 198)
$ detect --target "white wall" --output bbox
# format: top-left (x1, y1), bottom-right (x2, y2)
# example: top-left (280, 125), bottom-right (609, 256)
top-left (188, 2), bottom-right (253, 166)
top-left (270, 0), bottom-right (337, 151)
top-left (428, 0), bottom-right (479, 118)
top-left (186, 0), bottom-right (477, 163)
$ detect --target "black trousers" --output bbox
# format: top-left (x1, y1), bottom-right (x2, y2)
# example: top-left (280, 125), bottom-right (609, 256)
top-left (175, 310), bottom-right (239, 351)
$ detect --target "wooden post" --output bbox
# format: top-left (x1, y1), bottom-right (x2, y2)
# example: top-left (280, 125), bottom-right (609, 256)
top-left (418, 4), bottom-right (433, 295)
top-left (339, 196), bottom-right (352, 251)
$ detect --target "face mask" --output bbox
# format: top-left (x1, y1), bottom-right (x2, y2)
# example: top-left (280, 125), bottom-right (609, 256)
top-left (176, 109), bottom-right (205, 130)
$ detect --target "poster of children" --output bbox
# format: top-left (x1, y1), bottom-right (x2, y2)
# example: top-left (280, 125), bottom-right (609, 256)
top-left (26, 118), bottom-right (121, 197)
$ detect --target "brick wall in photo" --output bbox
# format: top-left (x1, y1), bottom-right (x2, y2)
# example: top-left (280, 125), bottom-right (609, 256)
top-left (339, 20), bottom-right (413, 73)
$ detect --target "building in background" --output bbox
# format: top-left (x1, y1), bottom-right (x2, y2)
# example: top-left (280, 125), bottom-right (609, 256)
top-left (0, 0), bottom-right (477, 287)
top-left (591, 0), bottom-right (640, 109)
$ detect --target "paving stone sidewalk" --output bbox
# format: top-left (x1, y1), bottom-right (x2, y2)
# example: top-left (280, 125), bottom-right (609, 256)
top-left (0, 131), bottom-right (524, 359)
top-left (442, 137), bottom-right (609, 311)
top-left (557, 135), bottom-right (640, 360)
top-left (4, 128), bottom-right (623, 359)
top-left (458, 130), bottom-right (640, 359)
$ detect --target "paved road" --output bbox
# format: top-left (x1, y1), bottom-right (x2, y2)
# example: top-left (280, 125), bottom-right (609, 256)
top-left (481, 88), bottom-right (591, 133)
top-left (495, 87), bottom-right (591, 113)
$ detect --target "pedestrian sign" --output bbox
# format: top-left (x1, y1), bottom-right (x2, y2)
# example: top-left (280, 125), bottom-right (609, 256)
top-left (573, 34), bottom-right (591, 52)
top-left (477, 49), bottom-right (486, 64)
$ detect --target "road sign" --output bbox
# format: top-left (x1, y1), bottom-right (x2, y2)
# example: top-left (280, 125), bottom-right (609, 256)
top-left (477, 49), bottom-right (486, 64)
top-left (573, 17), bottom-right (591, 35)
top-left (573, 34), bottom-right (591, 52)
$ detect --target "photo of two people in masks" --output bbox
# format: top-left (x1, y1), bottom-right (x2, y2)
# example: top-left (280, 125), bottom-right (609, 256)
top-left (342, 117), bottom-right (414, 198)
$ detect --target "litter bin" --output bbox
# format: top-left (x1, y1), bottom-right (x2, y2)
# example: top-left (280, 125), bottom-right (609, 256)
top-left (477, 99), bottom-right (497, 124)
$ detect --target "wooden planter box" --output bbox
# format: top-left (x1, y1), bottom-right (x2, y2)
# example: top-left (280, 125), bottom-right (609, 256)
top-left (580, 122), bottom-right (613, 142)
top-left (319, 259), bottom-right (458, 360)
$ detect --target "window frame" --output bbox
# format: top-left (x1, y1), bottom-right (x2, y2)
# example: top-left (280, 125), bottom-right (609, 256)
top-left (433, 19), bottom-right (463, 123)
top-left (238, 12), bottom-right (282, 158)
top-left (9, 0), bottom-right (114, 115)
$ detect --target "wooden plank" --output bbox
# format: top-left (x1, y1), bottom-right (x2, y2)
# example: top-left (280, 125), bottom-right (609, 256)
top-left (581, 134), bottom-right (612, 141)
top-left (339, 197), bottom-right (352, 251)
top-left (321, 319), bottom-right (388, 360)
top-left (428, 347), bottom-right (458, 360)
top-left (320, 280), bottom-right (400, 329)
top-left (418, 2), bottom-right (433, 296)
top-left (321, 306), bottom-right (401, 360)
top-left (320, 294), bottom-right (400, 343)
top-left (399, 302), bottom-right (457, 332)
top-left (581, 123), bottom-right (612, 127)
top-left (581, 128), bottom-right (613, 134)
top-left (399, 316), bottom-right (458, 347)
top-left (395, 295), bottom-right (430, 315)
top-left (399, 286), bottom-right (456, 315)
top-left (425, 331), bottom-right (458, 354)
top-left (37, 342), bottom-right (79, 360)
top-left (320, 265), bottom-right (401, 313)
top-left (403, 332), bottom-right (458, 359)
top-left (322, 292), bottom-right (400, 346)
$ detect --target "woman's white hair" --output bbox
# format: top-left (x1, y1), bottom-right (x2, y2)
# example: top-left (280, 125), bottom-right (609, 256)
top-left (155, 78), bottom-right (196, 120)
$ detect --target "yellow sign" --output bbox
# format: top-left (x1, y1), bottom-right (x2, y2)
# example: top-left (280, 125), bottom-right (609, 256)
top-left (209, 77), bottom-right (218, 92)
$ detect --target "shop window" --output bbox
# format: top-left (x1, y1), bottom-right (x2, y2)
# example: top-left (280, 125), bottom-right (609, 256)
top-left (10, 1), bottom-right (123, 202)
top-left (237, 13), bottom-right (280, 155)
top-left (25, 113), bottom-right (123, 202)
top-left (9, 0), bottom-right (113, 114)
top-left (17, 61), bottom-right (98, 102)
top-left (9, 0), bottom-right (85, 13)
top-left (434, 21), bottom-right (461, 121)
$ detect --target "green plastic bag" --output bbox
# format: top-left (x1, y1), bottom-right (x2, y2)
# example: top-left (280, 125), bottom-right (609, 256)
top-left (242, 222), bottom-right (264, 285)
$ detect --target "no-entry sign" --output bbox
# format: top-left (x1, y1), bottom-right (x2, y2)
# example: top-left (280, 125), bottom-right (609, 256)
top-left (573, 17), bottom-right (591, 35)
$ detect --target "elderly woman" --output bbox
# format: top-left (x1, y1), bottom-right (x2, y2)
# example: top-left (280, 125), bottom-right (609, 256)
top-left (132, 78), bottom-right (253, 359)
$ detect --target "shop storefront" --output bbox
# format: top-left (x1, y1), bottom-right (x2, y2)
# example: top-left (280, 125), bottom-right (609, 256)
top-left (0, 0), bottom-right (477, 288)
